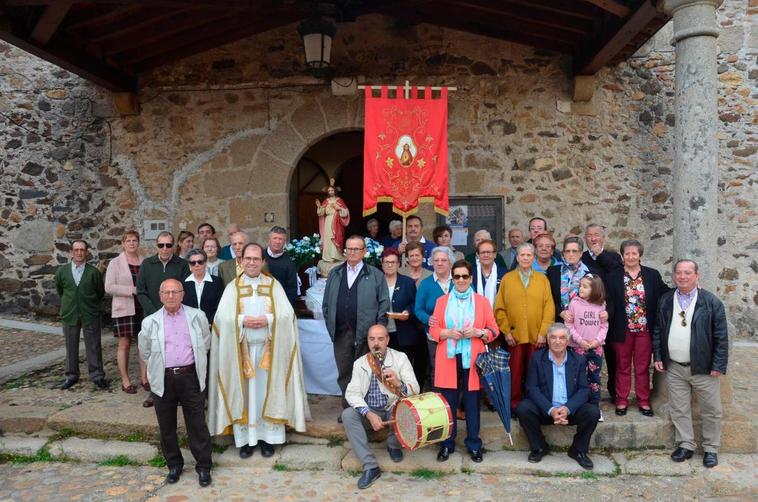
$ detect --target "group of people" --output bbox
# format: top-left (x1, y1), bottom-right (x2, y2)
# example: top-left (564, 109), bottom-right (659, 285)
top-left (55, 215), bottom-right (728, 490)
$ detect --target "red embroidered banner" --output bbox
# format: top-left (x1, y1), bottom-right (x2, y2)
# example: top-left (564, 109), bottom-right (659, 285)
top-left (363, 86), bottom-right (449, 217)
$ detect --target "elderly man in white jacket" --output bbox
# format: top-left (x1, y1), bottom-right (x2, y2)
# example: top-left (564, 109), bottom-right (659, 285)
top-left (138, 278), bottom-right (212, 488)
top-left (342, 324), bottom-right (419, 490)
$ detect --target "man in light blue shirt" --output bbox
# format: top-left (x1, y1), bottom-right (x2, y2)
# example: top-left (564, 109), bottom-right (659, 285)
top-left (516, 323), bottom-right (600, 470)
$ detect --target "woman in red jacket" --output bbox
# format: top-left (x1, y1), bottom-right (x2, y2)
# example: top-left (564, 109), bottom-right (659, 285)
top-left (430, 259), bottom-right (499, 464)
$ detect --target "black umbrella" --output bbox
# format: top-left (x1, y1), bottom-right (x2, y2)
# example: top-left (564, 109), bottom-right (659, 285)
top-left (476, 347), bottom-right (513, 445)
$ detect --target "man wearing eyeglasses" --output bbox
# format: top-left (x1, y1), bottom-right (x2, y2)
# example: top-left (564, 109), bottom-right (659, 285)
top-left (323, 235), bottom-right (390, 413)
top-left (209, 243), bottom-right (309, 459)
top-left (138, 278), bottom-right (212, 487)
top-left (652, 259), bottom-right (728, 469)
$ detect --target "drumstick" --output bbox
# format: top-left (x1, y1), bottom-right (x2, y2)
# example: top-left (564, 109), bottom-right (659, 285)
top-left (381, 419), bottom-right (396, 425)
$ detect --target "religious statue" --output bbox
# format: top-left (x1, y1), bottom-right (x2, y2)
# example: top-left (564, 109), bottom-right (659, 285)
top-left (316, 178), bottom-right (350, 263)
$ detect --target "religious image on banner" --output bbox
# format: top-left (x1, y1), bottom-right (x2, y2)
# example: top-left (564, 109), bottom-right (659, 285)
top-left (363, 86), bottom-right (449, 217)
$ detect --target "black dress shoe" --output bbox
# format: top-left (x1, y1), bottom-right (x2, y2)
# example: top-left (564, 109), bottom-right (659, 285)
top-left (166, 466), bottom-right (182, 484)
top-left (198, 470), bottom-right (212, 487)
top-left (93, 378), bottom-right (109, 390)
top-left (469, 449), bottom-right (483, 463)
top-left (61, 378), bottom-right (78, 390)
top-left (357, 467), bottom-right (381, 489)
top-left (615, 407), bottom-right (627, 416)
top-left (337, 414), bottom-right (343, 424)
top-left (671, 446), bottom-right (694, 462)
top-left (639, 407), bottom-right (654, 417)
top-left (259, 441), bottom-right (275, 458)
top-left (239, 445), bottom-right (255, 458)
top-left (527, 447), bottom-right (550, 463)
top-left (568, 449), bottom-right (594, 470)
top-left (702, 452), bottom-right (718, 468)
top-left (387, 447), bottom-right (403, 463)
top-left (437, 446), bottom-right (452, 462)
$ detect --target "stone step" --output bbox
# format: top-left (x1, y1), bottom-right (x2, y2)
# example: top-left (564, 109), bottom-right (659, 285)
top-left (2, 390), bottom-right (753, 454)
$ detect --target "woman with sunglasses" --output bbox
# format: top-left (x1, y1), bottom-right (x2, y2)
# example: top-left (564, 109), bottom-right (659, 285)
top-left (605, 240), bottom-right (670, 417)
top-left (429, 259), bottom-right (499, 464)
top-left (182, 249), bottom-right (225, 328)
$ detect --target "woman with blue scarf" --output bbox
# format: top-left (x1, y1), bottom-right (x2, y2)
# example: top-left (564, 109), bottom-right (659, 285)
top-left (430, 260), bottom-right (499, 464)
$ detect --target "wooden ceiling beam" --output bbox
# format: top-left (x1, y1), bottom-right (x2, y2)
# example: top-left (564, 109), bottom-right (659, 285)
top-left (502, 0), bottom-right (598, 20)
top-left (579, 0), bottom-right (632, 17)
top-left (0, 29), bottom-right (136, 90)
top-left (125, 12), bottom-right (301, 72)
top-left (402, 13), bottom-right (574, 53)
top-left (98, 10), bottom-right (235, 56)
top-left (435, 0), bottom-right (594, 35)
top-left (5, 0), bottom-right (264, 8)
top-left (30, 1), bottom-right (71, 44)
top-left (85, 9), bottom-right (177, 42)
top-left (63, 4), bottom-right (144, 33)
top-left (574, 0), bottom-right (662, 74)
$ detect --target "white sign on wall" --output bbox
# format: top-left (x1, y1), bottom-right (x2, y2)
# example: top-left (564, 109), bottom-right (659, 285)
top-left (143, 220), bottom-right (169, 240)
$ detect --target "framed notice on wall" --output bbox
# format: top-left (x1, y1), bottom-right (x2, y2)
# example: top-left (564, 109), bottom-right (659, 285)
top-left (436, 197), bottom-right (504, 256)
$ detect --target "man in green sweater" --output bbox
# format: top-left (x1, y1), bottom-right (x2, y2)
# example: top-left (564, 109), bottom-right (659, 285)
top-left (136, 231), bottom-right (191, 317)
top-left (54, 240), bottom-right (107, 390)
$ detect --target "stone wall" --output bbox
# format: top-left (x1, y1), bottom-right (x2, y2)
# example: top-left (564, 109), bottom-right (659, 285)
top-left (0, 2), bottom-right (755, 336)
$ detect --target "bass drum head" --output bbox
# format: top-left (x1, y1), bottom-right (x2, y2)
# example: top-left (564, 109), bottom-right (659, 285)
top-left (393, 398), bottom-right (422, 450)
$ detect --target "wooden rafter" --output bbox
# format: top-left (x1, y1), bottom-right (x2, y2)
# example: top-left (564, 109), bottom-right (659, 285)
top-left (579, 0), bottom-right (632, 17)
top-left (575, 0), bottom-right (660, 74)
top-left (30, 1), bottom-right (71, 44)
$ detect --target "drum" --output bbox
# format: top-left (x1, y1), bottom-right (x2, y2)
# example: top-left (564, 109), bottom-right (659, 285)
top-left (392, 392), bottom-right (454, 450)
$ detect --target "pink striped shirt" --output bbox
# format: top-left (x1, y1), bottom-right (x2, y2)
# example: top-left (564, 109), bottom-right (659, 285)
top-left (163, 306), bottom-right (194, 368)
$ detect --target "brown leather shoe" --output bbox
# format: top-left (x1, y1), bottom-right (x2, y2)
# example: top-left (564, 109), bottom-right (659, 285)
top-left (142, 397), bottom-right (154, 408)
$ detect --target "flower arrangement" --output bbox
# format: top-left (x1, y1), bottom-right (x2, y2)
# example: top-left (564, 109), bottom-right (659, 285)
top-left (363, 237), bottom-right (384, 268)
top-left (285, 234), bottom-right (321, 268)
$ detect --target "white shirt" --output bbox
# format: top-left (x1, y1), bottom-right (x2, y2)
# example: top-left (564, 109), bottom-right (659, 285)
top-left (434, 273), bottom-right (452, 295)
top-left (267, 247), bottom-right (285, 259)
top-left (346, 261), bottom-right (364, 288)
top-left (71, 261), bottom-right (86, 286)
top-left (185, 270), bottom-right (213, 302)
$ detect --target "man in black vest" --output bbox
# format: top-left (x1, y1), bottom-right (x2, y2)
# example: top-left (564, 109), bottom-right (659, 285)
top-left (323, 235), bottom-right (390, 413)
top-left (264, 226), bottom-right (298, 306)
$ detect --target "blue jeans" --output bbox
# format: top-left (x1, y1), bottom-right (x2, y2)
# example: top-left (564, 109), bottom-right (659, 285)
top-left (439, 354), bottom-right (481, 452)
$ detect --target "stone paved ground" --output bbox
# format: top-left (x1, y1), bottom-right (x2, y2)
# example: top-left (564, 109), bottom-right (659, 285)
top-left (0, 458), bottom-right (756, 502)
top-left (0, 328), bottom-right (62, 367)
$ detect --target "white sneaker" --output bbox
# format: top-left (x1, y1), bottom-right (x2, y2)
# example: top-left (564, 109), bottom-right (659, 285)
top-left (598, 411), bottom-right (605, 423)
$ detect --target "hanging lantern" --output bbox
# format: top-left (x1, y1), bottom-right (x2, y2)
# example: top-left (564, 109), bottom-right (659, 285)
top-left (297, 17), bottom-right (336, 77)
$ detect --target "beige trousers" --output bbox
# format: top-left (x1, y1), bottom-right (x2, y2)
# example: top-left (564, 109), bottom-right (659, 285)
top-left (667, 361), bottom-right (722, 453)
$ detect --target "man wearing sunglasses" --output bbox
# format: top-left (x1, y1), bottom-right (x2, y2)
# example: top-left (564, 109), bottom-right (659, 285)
top-left (652, 259), bottom-right (728, 469)
top-left (137, 232), bottom-right (191, 318)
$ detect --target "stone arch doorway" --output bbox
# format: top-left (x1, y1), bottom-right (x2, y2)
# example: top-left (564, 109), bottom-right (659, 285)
top-left (289, 130), bottom-right (395, 242)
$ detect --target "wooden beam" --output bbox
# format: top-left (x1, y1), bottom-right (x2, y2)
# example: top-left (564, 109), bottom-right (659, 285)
top-left (502, 0), bottom-right (598, 20)
top-left (435, 0), bottom-right (594, 35)
top-left (126, 11), bottom-right (301, 72)
top-left (64, 4), bottom-right (144, 33)
top-left (579, 0), bottom-right (632, 17)
top-left (30, 1), bottom-right (71, 44)
top-left (98, 10), bottom-right (235, 56)
top-left (400, 12), bottom-right (574, 53)
top-left (0, 29), bottom-right (136, 90)
top-left (574, 0), bottom-right (660, 74)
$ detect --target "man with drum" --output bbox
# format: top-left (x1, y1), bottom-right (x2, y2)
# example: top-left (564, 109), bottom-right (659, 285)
top-left (342, 324), bottom-right (419, 489)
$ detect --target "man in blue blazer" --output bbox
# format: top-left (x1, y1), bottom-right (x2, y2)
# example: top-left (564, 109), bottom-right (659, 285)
top-left (516, 323), bottom-right (600, 470)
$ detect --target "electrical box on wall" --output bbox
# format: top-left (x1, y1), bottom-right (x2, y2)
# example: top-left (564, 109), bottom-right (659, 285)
top-left (143, 220), bottom-right (169, 240)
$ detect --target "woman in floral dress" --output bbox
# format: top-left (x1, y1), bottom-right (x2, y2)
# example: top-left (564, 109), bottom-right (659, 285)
top-left (605, 240), bottom-right (670, 417)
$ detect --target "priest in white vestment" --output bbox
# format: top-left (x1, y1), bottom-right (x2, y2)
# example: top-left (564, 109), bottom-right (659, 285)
top-left (208, 243), bottom-right (310, 458)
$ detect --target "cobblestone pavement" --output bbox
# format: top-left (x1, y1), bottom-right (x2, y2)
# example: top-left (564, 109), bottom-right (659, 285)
top-left (0, 328), bottom-right (63, 367)
top-left (0, 460), bottom-right (756, 502)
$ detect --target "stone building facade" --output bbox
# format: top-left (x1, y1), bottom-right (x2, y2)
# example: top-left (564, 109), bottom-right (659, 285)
top-left (0, 2), bottom-right (755, 336)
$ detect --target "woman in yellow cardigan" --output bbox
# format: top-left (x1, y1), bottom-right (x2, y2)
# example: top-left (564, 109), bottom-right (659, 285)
top-left (494, 242), bottom-right (555, 410)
